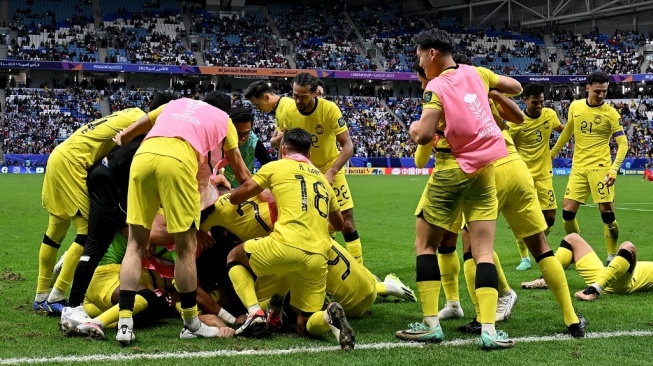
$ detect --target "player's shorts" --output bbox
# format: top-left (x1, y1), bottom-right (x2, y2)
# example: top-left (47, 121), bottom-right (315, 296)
top-left (244, 236), bottom-right (327, 313)
top-left (416, 159), bottom-right (498, 233)
top-left (415, 185), bottom-right (464, 233)
top-left (327, 168), bottom-right (354, 211)
top-left (564, 168), bottom-right (615, 204)
top-left (534, 177), bottom-right (557, 210)
top-left (255, 274), bottom-right (291, 308)
top-left (342, 290), bottom-right (376, 318)
top-left (495, 159), bottom-right (547, 239)
top-left (41, 149), bottom-right (90, 219)
top-left (127, 137), bottom-right (200, 233)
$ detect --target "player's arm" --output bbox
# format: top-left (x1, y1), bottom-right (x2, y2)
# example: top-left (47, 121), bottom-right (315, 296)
top-left (255, 140), bottom-right (274, 165)
top-left (550, 109), bottom-right (574, 158)
top-left (410, 108), bottom-right (441, 145)
top-left (554, 124), bottom-right (565, 132)
top-left (114, 105), bottom-right (164, 146)
top-left (230, 178), bottom-right (264, 205)
top-left (414, 143), bottom-right (433, 168)
top-left (270, 129), bottom-right (284, 148)
top-left (328, 130), bottom-right (354, 175)
top-left (493, 75), bottom-right (523, 96)
top-left (606, 128), bottom-right (628, 187)
top-left (489, 90), bottom-right (524, 124)
top-left (223, 121), bottom-right (252, 184)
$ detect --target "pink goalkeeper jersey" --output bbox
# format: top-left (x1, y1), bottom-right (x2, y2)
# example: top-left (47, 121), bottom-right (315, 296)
top-left (426, 64), bottom-right (507, 173)
top-left (146, 98), bottom-right (230, 208)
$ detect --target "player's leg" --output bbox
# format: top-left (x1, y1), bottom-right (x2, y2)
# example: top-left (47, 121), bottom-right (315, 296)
top-left (562, 169), bottom-right (589, 235)
top-left (599, 202), bottom-right (618, 263)
top-left (35, 213), bottom-right (71, 310)
top-left (576, 241), bottom-right (636, 301)
top-left (437, 228), bottom-right (464, 320)
top-left (333, 172), bottom-right (363, 264)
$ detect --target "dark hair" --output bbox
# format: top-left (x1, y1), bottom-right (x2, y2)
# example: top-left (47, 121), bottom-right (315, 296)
top-left (452, 54), bottom-right (472, 66)
top-left (229, 107), bottom-right (252, 124)
top-left (204, 91), bottom-right (231, 114)
top-left (522, 83), bottom-right (545, 98)
top-left (283, 128), bottom-right (312, 154)
top-left (413, 29), bottom-right (454, 54)
top-left (292, 73), bottom-right (317, 93)
top-left (588, 71), bottom-right (609, 85)
top-left (412, 60), bottom-right (426, 79)
top-left (244, 80), bottom-right (273, 99)
top-left (149, 91), bottom-right (178, 111)
top-left (316, 79), bottom-right (324, 88)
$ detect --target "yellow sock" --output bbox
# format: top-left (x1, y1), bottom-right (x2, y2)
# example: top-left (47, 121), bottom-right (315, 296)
top-left (228, 265), bottom-right (259, 308)
top-left (306, 311), bottom-right (330, 336)
top-left (438, 251), bottom-right (460, 302)
top-left (376, 282), bottom-right (388, 296)
top-left (118, 309), bottom-right (133, 319)
top-left (596, 255), bottom-right (629, 290)
top-left (516, 239), bottom-right (529, 260)
top-left (554, 246), bottom-right (574, 269)
top-left (538, 256), bottom-right (579, 326)
top-left (346, 239), bottom-right (363, 265)
top-left (181, 304), bottom-right (199, 322)
top-left (494, 252), bottom-right (510, 296)
top-left (37, 244), bottom-right (59, 294)
top-left (563, 219), bottom-right (580, 235)
top-left (475, 287), bottom-right (498, 324)
top-left (53, 242), bottom-right (85, 293)
top-left (83, 302), bottom-right (103, 318)
top-left (417, 281), bottom-right (441, 317)
top-left (463, 258), bottom-right (480, 316)
top-left (604, 221), bottom-right (619, 257)
top-left (97, 295), bottom-right (148, 327)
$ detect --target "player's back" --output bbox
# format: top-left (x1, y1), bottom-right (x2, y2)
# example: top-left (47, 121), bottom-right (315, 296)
top-left (326, 241), bottom-right (376, 310)
top-left (208, 193), bottom-right (273, 241)
top-left (276, 98), bottom-right (346, 170)
top-left (258, 158), bottom-right (337, 256)
top-left (56, 108), bottom-right (146, 169)
top-left (568, 99), bottom-right (622, 168)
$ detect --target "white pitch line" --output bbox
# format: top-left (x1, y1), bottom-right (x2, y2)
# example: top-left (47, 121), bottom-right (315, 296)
top-left (585, 205), bottom-right (653, 212)
top-left (2, 330), bottom-right (653, 365)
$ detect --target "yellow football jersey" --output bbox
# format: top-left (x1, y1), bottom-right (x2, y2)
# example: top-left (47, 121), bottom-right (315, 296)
top-left (252, 158), bottom-right (339, 256)
top-left (507, 108), bottom-right (561, 180)
top-left (563, 100), bottom-right (623, 169)
top-left (56, 108), bottom-right (146, 169)
top-left (199, 193), bottom-right (272, 241)
top-left (326, 240), bottom-right (376, 309)
top-left (275, 97), bottom-right (348, 171)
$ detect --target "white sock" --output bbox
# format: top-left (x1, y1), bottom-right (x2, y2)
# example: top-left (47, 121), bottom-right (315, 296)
top-left (47, 288), bottom-right (66, 303)
top-left (481, 323), bottom-right (496, 337)
top-left (423, 315), bottom-right (439, 328)
top-left (183, 316), bottom-right (201, 332)
top-left (35, 292), bottom-right (49, 303)
top-left (607, 254), bottom-right (616, 262)
top-left (218, 308), bottom-right (236, 325)
top-left (248, 304), bottom-right (262, 316)
top-left (446, 301), bottom-right (461, 308)
top-left (591, 283), bottom-right (604, 294)
top-left (324, 310), bottom-right (340, 339)
top-left (383, 279), bottom-right (401, 297)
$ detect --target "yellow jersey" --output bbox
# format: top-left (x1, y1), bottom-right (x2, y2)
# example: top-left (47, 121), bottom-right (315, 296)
top-left (507, 107), bottom-right (561, 180)
top-left (199, 193), bottom-right (272, 241)
top-left (252, 158), bottom-right (339, 256)
top-left (556, 100), bottom-right (623, 169)
top-left (326, 240), bottom-right (376, 309)
top-left (56, 108), bottom-right (146, 169)
top-left (275, 97), bottom-right (348, 171)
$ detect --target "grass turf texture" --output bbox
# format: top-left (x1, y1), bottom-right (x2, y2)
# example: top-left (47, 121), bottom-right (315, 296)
top-left (1, 174), bottom-right (653, 365)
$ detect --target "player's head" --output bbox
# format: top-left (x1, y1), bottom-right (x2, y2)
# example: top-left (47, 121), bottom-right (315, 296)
top-left (315, 79), bottom-right (325, 98)
top-left (522, 83), bottom-right (545, 117)
top-left (229, 107), bottom-right (253, 147)
top-left (204, 91), bottom-right (232, 114)
top-left (413, 60), bottom-right (429, 89)
top-left (245, 80), bottom-right (277, 113)
top-left (148, 92), bottom-right (177, 112)
top-left (413, 29), bottom-right (455, 79)
top-left (586, 71), bottom-right (609, 105)
top-left (281, 128), bottom-right (312, 158)
top-left (292, 73), bottom-right (318, 112)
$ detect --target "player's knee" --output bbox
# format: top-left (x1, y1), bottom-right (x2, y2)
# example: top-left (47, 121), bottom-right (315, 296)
top-left (74, 234), bottom-right (88, 247)
top-left (544, 215), bottom-right (556, 228)
top-left (42, 234), bottom-right (61, 249)
top-left (562, 233), bottom-right (581, 247)
top-left (601, 211), bottom-right (616, 224)
top-left (618, 242), bottom-right (636, 257)
top-left (562, 210), bottom-right (576, 221)
top-left (617, 247), bottom-right (636, 272)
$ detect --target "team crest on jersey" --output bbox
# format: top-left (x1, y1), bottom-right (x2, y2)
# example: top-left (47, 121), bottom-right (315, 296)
top-left (338, 117), bottom-right (346, 127)
top-left (543, 121), bottom-right (550, 129)
top-left (423, 91), bottom-right (433, 103)
top-left (594, 115), bottom-right (605, 125)
top-left (315, 124), bottom-right (325, 135)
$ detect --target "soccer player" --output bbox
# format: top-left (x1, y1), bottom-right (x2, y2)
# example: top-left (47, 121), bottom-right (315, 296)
top-left (529, 233), bottom-right (653, 301)
top-left (246, 76), bottom-right (365, 265)
top-left (36, 105), bottom-right (148, 314)
top-left (226, 128), bottom-right (355, 351)
top-left (112, 92), bottom-right (240, 345)
top-left (60, 92), bottom-right (177, 324)
top-left (551, 71), bottom-right (628, 264)
top-left (396, 29), bottom-right (520, 350)
top-left (222, 107), bottom-right (273, 188)
top-left (315, 79), bottom-right (325, 98)
top-left (507, 83), bottom-right (565, 271)
top-left (244, 81), bottom-right (295, 149)
top-left (643, 165), bottom-right (653, 181)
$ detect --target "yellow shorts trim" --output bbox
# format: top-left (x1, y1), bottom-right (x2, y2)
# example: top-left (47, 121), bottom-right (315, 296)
top-left (564, 168), bottom-right (615, 204)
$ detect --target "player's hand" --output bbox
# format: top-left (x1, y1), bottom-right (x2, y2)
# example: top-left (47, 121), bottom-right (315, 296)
top-left (604, 170), bottom-right (617, 187)
top-left (113, 130), bottom-right (124, 146)
top-left (217, 327), bottom-right (236, 338)
top-left (325, 169), bottom-right (336, 185)
top-left (257, 189), bottom-right (273, 203)
top-left (234, 314), bottom-right (247, 326)
top-left (211, 174), bottom-right (231, 189)
top-left (488, 89), bottom-right (502, 100)
top-left (195, 230), bottom-right (215, 256)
